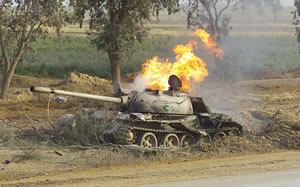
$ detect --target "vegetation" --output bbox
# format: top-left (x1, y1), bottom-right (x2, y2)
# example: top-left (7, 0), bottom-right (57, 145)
top-left (186, 0), bottom-right (240, 80)
top-left (187, 0), bottom-right (239, 41)
top-left (11, 25), bottom-right (299, 81)
top-left (0, 0), bottom-right (67, 99)
top-left (69, 0), bottom-right (179, 85)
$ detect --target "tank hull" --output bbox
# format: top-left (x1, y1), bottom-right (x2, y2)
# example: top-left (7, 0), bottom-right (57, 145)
top-left (104, 112), bottom-right (242, 148)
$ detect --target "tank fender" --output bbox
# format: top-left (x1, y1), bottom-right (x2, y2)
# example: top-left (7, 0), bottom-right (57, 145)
top-left (130, 113), bottom-right (146, 121)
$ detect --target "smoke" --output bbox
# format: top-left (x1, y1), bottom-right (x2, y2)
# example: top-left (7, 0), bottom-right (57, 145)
top-left (130, 75), bottom-right (148, 92)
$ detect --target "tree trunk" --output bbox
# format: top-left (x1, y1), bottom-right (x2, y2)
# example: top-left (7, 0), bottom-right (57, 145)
top-left (0, 71), bottom-right (12, 100)
top-left (0, 44), bottom-right (24, 100)
top-left (110, 61), bottom-right (121, 85)
top-left (107, 49), bottom-right (121, 85)
top-left (0, 60), bottom-right (22, 100)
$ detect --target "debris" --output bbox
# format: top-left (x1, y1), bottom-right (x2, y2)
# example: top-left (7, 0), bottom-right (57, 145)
top-left (54, 151), bottom-right (63, 156)
top-left (54, 96), bottom-right (68, 103)
top-left (3, 160), bottom-right (10, 164)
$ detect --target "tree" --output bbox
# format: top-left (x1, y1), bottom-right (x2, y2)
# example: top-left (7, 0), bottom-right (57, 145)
top-left (294, 0), bottom-right (300, 52)
top-left (0, 0), bottom-right (67, 99)
top-left (186, 0), bottom-right (239, 81)
top-left (187, 0), bottom-right (239, 41)
top-left (69, 0), bottom-right (179, 85)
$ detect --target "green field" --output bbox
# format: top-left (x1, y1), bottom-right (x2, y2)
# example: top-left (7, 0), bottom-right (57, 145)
top-left (3, 19), bottom-right (300, 80)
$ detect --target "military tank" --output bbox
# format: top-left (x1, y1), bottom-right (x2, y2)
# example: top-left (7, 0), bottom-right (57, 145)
top-left (30, 75), bottom-right (242, 148)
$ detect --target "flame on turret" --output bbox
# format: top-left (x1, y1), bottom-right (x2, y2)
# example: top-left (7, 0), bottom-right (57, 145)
top-left (141, 29), bottom-right (222, 91)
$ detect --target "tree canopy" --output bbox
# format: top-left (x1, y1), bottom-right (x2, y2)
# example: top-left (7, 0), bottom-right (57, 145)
top-left (69, 0), bottom-right (179, 85)
top-left (0, 0), bottom-right (67, 99)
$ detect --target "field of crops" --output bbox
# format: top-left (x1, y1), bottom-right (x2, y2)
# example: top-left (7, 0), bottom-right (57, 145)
top-left (10, 10), bottom-right (300, 80)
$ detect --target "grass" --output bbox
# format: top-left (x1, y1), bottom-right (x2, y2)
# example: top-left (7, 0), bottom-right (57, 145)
top-left (15, 35), bottom-right (179, 79)
top-left (0, 19), bottom-right (298, 80)
top-left (220, 34), bottom-right (299, 73)
top-left (13, 32), bottom-right (299, 80)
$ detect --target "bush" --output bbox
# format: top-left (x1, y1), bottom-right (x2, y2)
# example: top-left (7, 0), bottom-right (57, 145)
top-left (60, 108), bottom-right (102, 146)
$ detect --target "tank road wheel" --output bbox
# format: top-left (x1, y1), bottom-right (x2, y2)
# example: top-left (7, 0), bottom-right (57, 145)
top-left (138, 132), bottom-right (158, 148)
top-left (180, 134), bottom-right (196, 147)
top-left (160, 134), bottom-right (180, 147)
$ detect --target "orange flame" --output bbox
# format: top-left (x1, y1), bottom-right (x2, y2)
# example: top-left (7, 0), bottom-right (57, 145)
top-left (192, 29), bottom-right (223, 58)
top-left (142, 29), bottom-right (222, 91)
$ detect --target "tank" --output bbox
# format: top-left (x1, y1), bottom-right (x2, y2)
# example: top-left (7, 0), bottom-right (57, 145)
top-left (30, 76), bottom-right (242, 148)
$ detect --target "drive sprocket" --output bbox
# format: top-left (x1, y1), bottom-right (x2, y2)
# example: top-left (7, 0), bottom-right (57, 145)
top-left (115, 125), bottom-right (135, 145)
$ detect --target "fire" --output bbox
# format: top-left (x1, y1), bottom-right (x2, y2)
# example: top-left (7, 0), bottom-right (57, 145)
top-left (192, 29), bottom-right (223, 58)
top-left (142, 29), bottom-right (222, 91)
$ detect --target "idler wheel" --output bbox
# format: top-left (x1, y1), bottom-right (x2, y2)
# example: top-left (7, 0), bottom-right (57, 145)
top-left (180, 134), bottom-right (196, 147)
top-left (138, 132), bottom-right (158, 148)
top-left (160, 134), bottom-right (180, 147)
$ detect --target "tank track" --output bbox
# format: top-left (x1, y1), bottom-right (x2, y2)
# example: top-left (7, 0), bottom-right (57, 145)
top-left (129, 126), bottom-right (186, 134)
top-left (113, 124), bottom-right (241, 146)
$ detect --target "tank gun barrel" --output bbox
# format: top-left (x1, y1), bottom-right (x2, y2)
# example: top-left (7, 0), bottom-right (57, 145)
top-left (30, 86), bottom-right (122, 104)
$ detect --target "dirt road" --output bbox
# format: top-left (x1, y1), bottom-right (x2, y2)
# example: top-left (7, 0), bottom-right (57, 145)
top-left (1, 150), bottom-right (299, 186)
top-left (143, 168), bottom-right (300, 187)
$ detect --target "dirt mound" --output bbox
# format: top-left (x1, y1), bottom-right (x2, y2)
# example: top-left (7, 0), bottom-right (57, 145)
top-left (262, 67), bottom-right (300, 79)
top-left (286, 67), bottom-right (300, 77)
top-left (189, 109), bottom-right (300, 155)
top-left (189, 134), bottom-right (275, 157)
top-left (66, 71), bottom-right (112, 88)
top-left (261, 109), bottom-right (300, 149)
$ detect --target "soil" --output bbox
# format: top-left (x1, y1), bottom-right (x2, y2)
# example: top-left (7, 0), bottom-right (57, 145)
top-left (0, 150), bottom-right (299, 186)
top-left (0, 70), bottom-right (299, 186)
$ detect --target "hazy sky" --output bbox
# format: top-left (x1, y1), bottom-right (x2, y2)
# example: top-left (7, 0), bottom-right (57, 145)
top-left (281, 0), bottom-right (295, 7)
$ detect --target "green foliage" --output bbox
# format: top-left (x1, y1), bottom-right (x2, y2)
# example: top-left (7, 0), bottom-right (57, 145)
top-left (0, 0), bottom-right (67, 58)
top-left (14, 35), bottom-right (178, 79)
top-left (221, 34), bottom-right (299, 73)
top-left (69, 0), bottom-right (178, 59)
top-left (69, 0), bottom-right (179, 83)
top-left (11, 32), bottom-right (300, 80)
top-left (0, 0), bottom-right (67, 99)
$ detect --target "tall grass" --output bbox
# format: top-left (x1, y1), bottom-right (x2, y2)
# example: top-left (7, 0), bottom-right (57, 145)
top-left (8, 31), bottom-right (300, 80)
top-left (220, 33), bottom-right (299, 73)
top-left (15, 35), bottom-right (180, 79)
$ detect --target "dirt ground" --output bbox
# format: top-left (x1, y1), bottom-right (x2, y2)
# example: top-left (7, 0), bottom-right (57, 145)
top-left (1, 150), bottom-right (300, 186)
top-left (0, 71), bottom-right (299, 186)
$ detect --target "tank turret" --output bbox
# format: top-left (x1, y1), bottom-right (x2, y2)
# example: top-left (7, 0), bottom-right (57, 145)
top-left (30, 79), bottom-right (197, 115)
